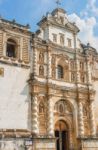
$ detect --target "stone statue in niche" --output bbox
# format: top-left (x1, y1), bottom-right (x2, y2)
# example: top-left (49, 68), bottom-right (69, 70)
top-left (39, 65), bottom-right (44, 76)
top-left (39, 52), bottom-right (44, 63)
top-left (39, 102), bottom-right (45, 113)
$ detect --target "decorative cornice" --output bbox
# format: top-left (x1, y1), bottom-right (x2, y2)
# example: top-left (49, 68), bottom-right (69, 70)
top-left (0, 129), bottom-right (32, 138)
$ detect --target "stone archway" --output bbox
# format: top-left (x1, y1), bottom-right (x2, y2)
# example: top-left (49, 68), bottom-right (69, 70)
top-left (54, 100), bottom-right (75, 150)
top-left (55, 120), bottom-right (69, 150)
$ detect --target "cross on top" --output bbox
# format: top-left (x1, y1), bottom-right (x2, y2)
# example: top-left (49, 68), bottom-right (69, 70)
top-left (56, 0), bottom-right (61, 8)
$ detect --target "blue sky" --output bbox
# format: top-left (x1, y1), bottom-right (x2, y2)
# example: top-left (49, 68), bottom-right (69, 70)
top-left (0, 0), bottom-right (98, 49)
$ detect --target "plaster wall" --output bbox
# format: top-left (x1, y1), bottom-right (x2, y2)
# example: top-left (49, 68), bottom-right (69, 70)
top-left (49, 26), bottom-right (75, 48)
top-left (0, 63), bottom-right (30, 129)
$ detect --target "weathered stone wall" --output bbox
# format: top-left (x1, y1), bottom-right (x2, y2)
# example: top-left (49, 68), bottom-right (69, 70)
top-left (0, 31), bottom-right (3, 56)
top-left (93, 81), bottom-right (98, 128)
top-left (0, 139), bottom-right (32, 150)
top-left (81, 139), bottom-right (98, 150)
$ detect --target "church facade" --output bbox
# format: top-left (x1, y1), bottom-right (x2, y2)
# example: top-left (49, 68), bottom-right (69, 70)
top-left (0, 7), bottom-right (98, 150)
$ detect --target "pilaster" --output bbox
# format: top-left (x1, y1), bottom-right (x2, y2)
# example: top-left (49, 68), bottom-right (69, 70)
top-left (86, 57), bottom-right (91, 84)
top-left (76, 59), bottom-right (80, 83)
top-left (33, 44), bottom-right (37, 76)
top-left (47, 46), bottom-right (51, 78)
top-left (90, 99), bottom-right (96, 137)
top-left (31, 95), bottom-right (39, 135)
top-left (78, 101), bottom-right (84, 137)
top-left (47, 97), bottom-right (54, 137)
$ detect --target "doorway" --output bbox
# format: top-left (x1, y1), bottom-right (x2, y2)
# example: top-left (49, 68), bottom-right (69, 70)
top-left (55, 120), bottom-right (69, 150)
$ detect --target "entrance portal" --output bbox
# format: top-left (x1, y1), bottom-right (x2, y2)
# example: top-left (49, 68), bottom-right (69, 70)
top-left (55, 120), bottom-right (69, 150)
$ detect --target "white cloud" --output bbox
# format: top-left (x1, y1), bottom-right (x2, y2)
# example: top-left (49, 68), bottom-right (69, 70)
top-left (87, 0), bottom-right (98, 16)
top-left (68, 13), bottom-right (98, 50)
top-left (68, 0), bottom-right (98, 50)
top-left (81, 0), bottom-right (98, 17)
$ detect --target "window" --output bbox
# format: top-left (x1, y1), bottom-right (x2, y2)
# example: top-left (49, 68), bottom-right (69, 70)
top-left (53, 34), bottom-right (57, 43)
top-left (6, 39), bottom-right (16, 58)
top-left (57, 65), bottom-right (63, 79)
top-left (67, 38), bottom-right (72, 47)
top-left (60, 34), bottom-right (64, 45)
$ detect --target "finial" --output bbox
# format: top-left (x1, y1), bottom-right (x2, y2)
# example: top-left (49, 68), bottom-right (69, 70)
top-left (56, 0), bottom-right (61, 8)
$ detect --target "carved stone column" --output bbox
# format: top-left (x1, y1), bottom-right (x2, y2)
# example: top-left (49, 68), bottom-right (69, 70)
top-left (47, 97), bottom-right (54, 136)
top-left (86, 58), bottom-right (91, 84)
top-left (33, 45), bottom-right (37, 76)
top-left (3, 32), bottom-right (6, 57)
top-left (90, 100), bottom-right (96, 136)
top-left (31, 96), bottom-right (39, 135)
top-left (76, 59), bottom-right (80, 83)
top-left (78, 101), bottom-right (84, 137)
top-left (47, 47), bottom-right (51, 78)
top-left (69, 129), bottom-right (74, 150)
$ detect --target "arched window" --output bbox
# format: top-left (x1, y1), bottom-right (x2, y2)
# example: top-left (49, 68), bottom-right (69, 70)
top-left (6, 39), bottom-right (17, 58)
top-left (57, 65), bottom-right (63, 79)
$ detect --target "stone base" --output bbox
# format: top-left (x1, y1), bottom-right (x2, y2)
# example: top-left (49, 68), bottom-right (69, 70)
top-left (79, 137), bottom-right (98, 150)
top-left (32, 136), bottom-right (56, 150)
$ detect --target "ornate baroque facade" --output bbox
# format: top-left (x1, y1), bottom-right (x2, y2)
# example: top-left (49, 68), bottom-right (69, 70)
top-left (0, 7), bottom-right (98, 150)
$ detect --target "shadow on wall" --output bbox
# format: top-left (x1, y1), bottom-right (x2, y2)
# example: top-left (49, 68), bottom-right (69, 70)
top-left (20, 85), bottom-right (28, 96)
top-left (20, 84), bottom-right (31, 130)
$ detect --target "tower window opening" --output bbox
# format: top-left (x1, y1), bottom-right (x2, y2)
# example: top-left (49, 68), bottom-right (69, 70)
top-left (57, 65), bottom-right (63, 79)
top-left (6, 39), bottom-right (17, 58)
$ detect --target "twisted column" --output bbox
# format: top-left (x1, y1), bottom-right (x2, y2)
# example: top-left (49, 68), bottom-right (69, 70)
top-left (47, 98), bottom-right (54, 136)
top-left (78, 101), bottom-right (84, 137)
top-left (90, 100), bottom-right (96, 136)
top-left (31, 96), bottom-right (39, 135)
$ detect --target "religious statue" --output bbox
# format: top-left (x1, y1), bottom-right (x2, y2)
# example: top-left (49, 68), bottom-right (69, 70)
top-left (39, 52), bottom-right (44, 63)
top-left (39, 65), bottom-right (44, 76)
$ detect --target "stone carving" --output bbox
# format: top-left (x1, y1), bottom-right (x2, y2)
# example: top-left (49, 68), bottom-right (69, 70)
top-left (54, 100), bottom-right (72, 115)
top-left (47, 98), bottom-right (54, 136)
top-left (71, 72), bottom-right (75, 82)
top-left (78, 102), bottom-right (85, 137)
top-left (51, 56), bottom-right (55, 65)
top-left (39, 65), bottom-right (44, 76)
top-left (39, 101), bottom-right (45, 113)
top-left (39, 52), bottom-right (44, 63)
top-left (52, 68), bottom-right (55, 78)
top-left (31, 96), bottom-right (39, 135)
